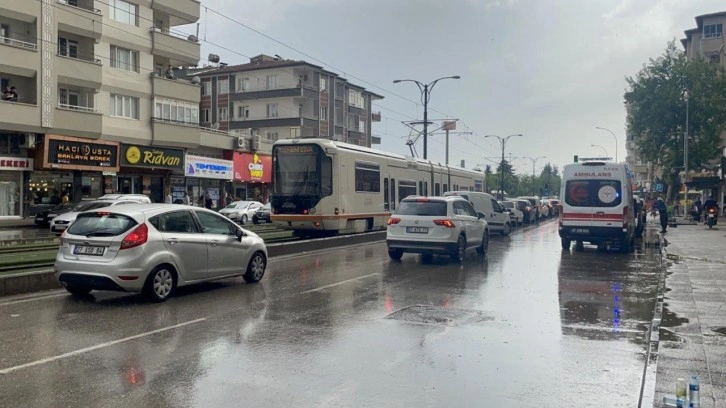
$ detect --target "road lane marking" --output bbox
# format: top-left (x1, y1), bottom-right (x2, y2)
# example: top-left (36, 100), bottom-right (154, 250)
top-left (0, 292), bottom-right (66, 307)
top-left (0, 317), bottom-right (206, 375)
top-left (302, 273), bottom-right (380, 294)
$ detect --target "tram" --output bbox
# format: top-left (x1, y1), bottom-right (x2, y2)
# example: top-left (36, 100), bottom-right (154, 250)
top-left (270, 138), bottom-right (486, 235)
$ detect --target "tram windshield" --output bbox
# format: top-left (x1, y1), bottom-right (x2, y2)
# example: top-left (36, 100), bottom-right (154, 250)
top-left (273, 144), bottom-right (332, 197)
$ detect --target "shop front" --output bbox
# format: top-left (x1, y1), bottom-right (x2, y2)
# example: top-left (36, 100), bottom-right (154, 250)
top-left (0, 156), bottom-right (32, 218)
top-left (225, 151), bottom-right (272, 203)
top-left (184, 154), bottom-right (233, 210)
top-left (109, 144), bottom-right (185, 203)
top-left (33, 135), bottom-right (119, 205)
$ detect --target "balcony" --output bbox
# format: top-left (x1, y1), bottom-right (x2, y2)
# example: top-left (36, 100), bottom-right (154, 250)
top-left (236, 87), bottom-right (304, 101)
top-left (199, 127), bottom-right (235, 150)
top-left (0, 38), bottom-right (38, 76)
top-left (56, 54), bottom-right (102, 88)
top-left (0, 100), bottom-right (41, 133)
top-left (151, 0), bottom-right (200, 25)
top-left (151, 74), bottom-right (200, 103)
top-left (56, 1), bottom-right (103, 41)
top-left (150, 29), bottom-right (200, 67)
top-left (0, 0), bottom-right (39, 22)
top-left (54, 105), bottom-right (102, 139)
top-left (152, 118), bottom-right (201, 149)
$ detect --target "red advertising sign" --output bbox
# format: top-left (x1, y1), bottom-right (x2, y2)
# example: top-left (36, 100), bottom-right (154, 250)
top-left (0, 156), bottom-right (33, 170)
top-left (232, 152), bottom-right (272, 183)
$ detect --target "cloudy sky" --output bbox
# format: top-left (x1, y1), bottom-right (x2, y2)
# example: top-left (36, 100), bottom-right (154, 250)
top-left (183, 0), bottom-right (723, 174)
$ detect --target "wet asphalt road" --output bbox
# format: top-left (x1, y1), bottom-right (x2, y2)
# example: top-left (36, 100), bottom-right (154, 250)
top-left (0, 221), bottom-right (662, 407)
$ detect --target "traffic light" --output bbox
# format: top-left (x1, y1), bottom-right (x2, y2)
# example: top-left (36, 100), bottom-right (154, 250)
top-left (574, 155), bottom-right (578, 163)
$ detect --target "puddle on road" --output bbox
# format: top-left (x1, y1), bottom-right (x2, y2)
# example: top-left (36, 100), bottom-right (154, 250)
top-left (386, 305), bottom-right (494, 326)
top-left (660, 304), bottom-right (689, 328)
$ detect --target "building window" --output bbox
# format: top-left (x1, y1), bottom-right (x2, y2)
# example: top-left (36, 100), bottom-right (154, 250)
top-left (110, 45), bottom-right (138, 72)
top-left (266, 75), bottom-right (277, 90)
top-left (154, 98), bottom-right (199, 125)
top-left (218, 79), bottom-right (229, 94)
top-left (201, 81), bottom-right (211, 96)
top-left (110, 94), bottom-right (139, 119)
top-left (290, 127), bottom-right (300, 138)
top-left (320, 77), bottom-right (327, 92)
top-left (236, 77), bottom-right (249, 92)
top-left (201, 109), bottom-right (209, 123)
top-left (320, 105), bottom-right (328, 120)
top-left (348, 90), bottom-right (364, 108)
top-left (709, 53), bottom-right (721, 64)
top-left (704, 23), bottom-right (723, 39)
top-left (266, 103), bottom-right (278, 118)
top-left (59, 88), bottom-right (81, 108)
top-left (109, 0), bottom-right (138, 26)
top-left (236, 105), bottom-right (249, 120)
top-left (265, 132), bottom-right (279, 142)
top-left (218, 107), bottom-right (228, 121)
top-left (58, 37), bottom-right (78, 59)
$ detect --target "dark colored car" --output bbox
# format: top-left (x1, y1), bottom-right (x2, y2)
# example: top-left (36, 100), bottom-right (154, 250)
top-left (34, 202), bottom-right (79, 227)
top-left (252, 203), bottom-right (272, 224)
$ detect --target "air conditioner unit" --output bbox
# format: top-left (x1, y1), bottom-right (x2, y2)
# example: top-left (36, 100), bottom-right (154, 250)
top-left (20, 133), bottom-right (36, 149)
top-left (237, 135), bottom-right (250, 150)
top-left (251, 133), bottom-right (261, 150)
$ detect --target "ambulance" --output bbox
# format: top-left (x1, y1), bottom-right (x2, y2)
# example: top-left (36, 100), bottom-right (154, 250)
top-left (558, 161), bottom-right (636, 252)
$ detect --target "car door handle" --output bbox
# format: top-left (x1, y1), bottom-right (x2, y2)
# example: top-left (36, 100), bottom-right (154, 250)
top-left (167, 238), bottom-right (179, 245)
top-left (210, 240), bottom-right (219, 246)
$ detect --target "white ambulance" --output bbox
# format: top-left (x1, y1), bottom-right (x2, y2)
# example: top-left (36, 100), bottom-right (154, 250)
top-left (558, 161), bottom-right (636, 252)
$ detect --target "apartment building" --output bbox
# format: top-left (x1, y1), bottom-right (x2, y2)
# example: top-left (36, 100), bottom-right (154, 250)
top-left (0, 0), bottom-right (242, 218)
top-left (681, 11), bottom-right (725, 67)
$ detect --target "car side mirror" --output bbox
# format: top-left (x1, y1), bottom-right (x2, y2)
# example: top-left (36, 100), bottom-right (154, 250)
top-left (236, 228), bottom-right (245, 241)
top-left (478, 212), bottom-right (486, 219)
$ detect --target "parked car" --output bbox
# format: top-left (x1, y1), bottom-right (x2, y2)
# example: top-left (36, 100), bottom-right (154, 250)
top-left (97, 194), bottom-right (152, 203)
top-left (517, 196), bottom-right (542, 221)
top-left (218, 200), bottom-right (264, 224)
top-left (50, 197), bottom-right (150, 235)
top-left (513, 199), bottom-right (536, 224)
top-left (252, 203), bottom-right (272, 224)
top-left (444, 191), bottom-right (512, 236)
top-left (35, 202), bottom-right (74, 227)
top-left (499, 200), bottom-right (524, 226)
top-left (55, 204), bottom-right (268, 301)
top-left (386, 195), bottom-right (489, 263)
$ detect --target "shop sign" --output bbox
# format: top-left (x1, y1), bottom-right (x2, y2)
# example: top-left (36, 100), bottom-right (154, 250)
top-left (233, 152), bottom-right (272, 183)
top-left (184, 155), bottom-right (233, 180)
top-left (0, 157), bottom-right (33, 171)
top-left (44, 135), bottom-right (119, 171)
top-left (121, 145), bottom-right (184, 170)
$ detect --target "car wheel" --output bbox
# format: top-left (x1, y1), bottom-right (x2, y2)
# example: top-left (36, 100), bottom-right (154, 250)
top-left (561, 238), bottom-right (571, 250)
top-left (476, 230), bottom-right (489, 255)
top-left (501, 222), bottom-right (511, 236)
top-left (388, 248), bottom-right (403, 261)
top-left (421, 253), bottom-right (433, 263)
top-left (241, 214), bottom-right (248, 225)
top-left (451, 235), bottom-right (466, 263)
top-left (243, 251), bottom-right (267, 283)
top-left (64, 285), bottom-right (91, 296)
top-left (252, 216), bottom-right (259, 225)
top-left (143, 265), bottom-right (176, 302)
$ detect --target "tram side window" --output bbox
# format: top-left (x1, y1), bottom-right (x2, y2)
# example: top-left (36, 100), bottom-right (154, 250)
top-left (321, 156), bottom-right (332, 196)
top-left (443, 184), bottom-right (448, 193)
top-left (355, 161), bottom-right (380, 193)
top-left (391, 178), bottom-right (396, 210)
top-left (418, 181), bottom-right (423, 196)
top-left (399, 180), bottom-right (417, 200)
top-left (435, 183), bottom-right (440, 196)
top-left (384, 178), bottom-right (389, 211)
top-left (424, 181), bottom-right (428, 196)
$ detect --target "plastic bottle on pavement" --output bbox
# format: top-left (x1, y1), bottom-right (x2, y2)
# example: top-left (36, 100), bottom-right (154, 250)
top-left (676, 378), bottom-right (687, 407)
top-left (689, 374), bottom-right (700, 407)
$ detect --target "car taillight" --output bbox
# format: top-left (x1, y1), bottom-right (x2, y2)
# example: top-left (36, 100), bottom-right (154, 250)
top-left (623, 206), bottom-right (629, 228)
top-left (709, 207), bottom-right (717, 214)
top-left (433, 219), bottom-right (456, 228)
top-left (387, 217), bottom-right (401, 225)
top-left (558, 205), bottom-right (563, 226)
top-left (120, 224), bottom-right (148, 250)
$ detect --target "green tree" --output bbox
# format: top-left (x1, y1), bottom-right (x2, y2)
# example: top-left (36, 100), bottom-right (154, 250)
top-left (624, 40), bottom-right (726, 199)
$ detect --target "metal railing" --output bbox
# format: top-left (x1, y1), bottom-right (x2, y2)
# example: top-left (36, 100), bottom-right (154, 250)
top-left (58, 103), bottom-right (100, 113)
top-left (57, 52), bottom-right (101, 65)
top-left (56, 0), bottom-right (102, 14)
top-left (0, 36), bottom-right (37, 51)
top-left (149, 27), bottom-right (199, 43)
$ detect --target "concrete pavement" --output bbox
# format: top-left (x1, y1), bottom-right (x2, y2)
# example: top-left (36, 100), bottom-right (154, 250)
top-left (651, 215), bottom-right (726, 407)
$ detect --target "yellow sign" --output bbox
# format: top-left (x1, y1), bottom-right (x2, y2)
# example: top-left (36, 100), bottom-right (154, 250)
top-left (249, 153), bottom-right (264, 179)
top-left (125, 146), bottom-right (141, 165)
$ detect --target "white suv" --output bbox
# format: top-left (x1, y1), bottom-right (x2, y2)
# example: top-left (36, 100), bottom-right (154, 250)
top-left (386, 196), bottom-right (489, 263)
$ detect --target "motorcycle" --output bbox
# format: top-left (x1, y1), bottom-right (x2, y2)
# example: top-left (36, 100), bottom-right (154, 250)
top-left (706, 207), bottom-right (718, 229)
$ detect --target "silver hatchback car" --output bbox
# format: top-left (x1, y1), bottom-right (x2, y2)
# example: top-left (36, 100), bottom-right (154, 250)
top-left (55, 204), bottom-right (268, 302)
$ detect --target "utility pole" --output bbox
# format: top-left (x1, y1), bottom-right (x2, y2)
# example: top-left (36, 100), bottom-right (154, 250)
top-left (485, 134), bottom-right (522, 200)
top-left (526, 156), bottom-right (546, 196)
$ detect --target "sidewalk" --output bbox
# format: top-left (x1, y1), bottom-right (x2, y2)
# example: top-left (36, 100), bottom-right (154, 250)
top-left (0, 218), bottom-right (37, 229)
top-left (652, 216), bottom-right (726, 407)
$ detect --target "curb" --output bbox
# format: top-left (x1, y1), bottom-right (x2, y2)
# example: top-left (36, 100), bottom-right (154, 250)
top-left (0, 231), bottom-right (386, 297)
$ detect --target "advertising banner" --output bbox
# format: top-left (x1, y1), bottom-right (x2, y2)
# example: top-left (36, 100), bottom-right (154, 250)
top-left (184, 155), bottom-right (233, 180)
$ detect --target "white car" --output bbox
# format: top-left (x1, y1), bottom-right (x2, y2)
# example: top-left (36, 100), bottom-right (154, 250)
top-left (386, 196), bottom-right (489, 263)
top-left (499, 200), bottom-right (524, 226)
top-left (50, 198), bottom-right (148, 235)
top-left (218, 200), bottom-right (264, 224)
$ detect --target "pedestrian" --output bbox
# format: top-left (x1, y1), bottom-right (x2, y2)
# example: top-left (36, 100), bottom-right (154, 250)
top-left (3, 86), bottom-right (17, 101)
top-left (183, 191), bottom-right (190, 205)
top-left (654, 197), bottom-right (668, 233)
top-left (165, 191), bottom-right (172, 204)
top-left (673, 200), bottom-right (680, 217)
top-left (205, 196), bottom-right (213, 209)
top-left (694, 197), bottom-right (703, 222)
top-left (165, 65), bottom-right (175, 80)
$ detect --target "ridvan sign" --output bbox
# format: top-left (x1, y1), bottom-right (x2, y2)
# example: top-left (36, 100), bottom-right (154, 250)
top-left (121, 145), bottom-right (184, 170)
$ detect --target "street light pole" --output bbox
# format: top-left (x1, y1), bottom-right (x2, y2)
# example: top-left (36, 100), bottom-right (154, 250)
top-left (526, 156), bottom-right (546, 196)
top-left (591, 144), bottom-right (608, 158)
top-left (595, 126), bottom-right (618, 162)
top-left (684, 90), bottom-right (689, 213)
top-left (393, 76), bottom-right (461, 160)
top-left (485, 134), bottom-right (522, 200)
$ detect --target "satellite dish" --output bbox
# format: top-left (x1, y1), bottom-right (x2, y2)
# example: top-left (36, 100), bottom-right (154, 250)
top-left (191, 76), bottom-right (200, 84)
top-left (211, 123), bottom-right (220, 130)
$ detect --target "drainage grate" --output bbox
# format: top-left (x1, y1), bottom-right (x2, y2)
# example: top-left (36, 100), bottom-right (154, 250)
top-left (710, 327), bottom-right (726, 336)
top-left (385, 305), bottom-right (494, 326)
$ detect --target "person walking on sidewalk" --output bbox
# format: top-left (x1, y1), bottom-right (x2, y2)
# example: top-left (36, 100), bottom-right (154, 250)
top-left (654, 197), bottom-right (668, 233)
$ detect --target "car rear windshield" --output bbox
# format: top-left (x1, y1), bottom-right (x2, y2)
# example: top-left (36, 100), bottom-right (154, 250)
top-left (565, 180), bottom-right (622, 207)
top-left (66, 213), bottom-right (138, 237)
top-left (395, 201), bottom-right (447, 216)
top-left (500, 201), bottom-right (514, 209)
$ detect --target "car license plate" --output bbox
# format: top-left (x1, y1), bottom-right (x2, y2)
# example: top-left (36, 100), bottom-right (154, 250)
top-left (406, 227), bottom-right (428, 234)
top-left (73, 245), bottom-right (105, 256)
top-left (572, 228), bottom-right (589, 234)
